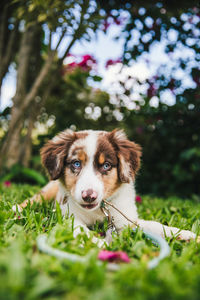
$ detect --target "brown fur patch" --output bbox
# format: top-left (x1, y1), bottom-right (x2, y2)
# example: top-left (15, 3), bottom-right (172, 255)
top-left (72, 147), bottom-right (84, 156)
top-left (62, 195), bottom-right (68, 204)
top-left (64, 167), bottom-right (77, 197)
top-left (102, 168), bottom-right (120, 198)
top-left (40, 181), bottom-right (59, 200)
top-left (41, 130), bottom-right (77, 180)
top-left (95, 135), bottom-right (118, 168)
top-left (108, 129), bottom-right (142, 183)
top-left (78, 150), bottom-right (87, 163)
top-left (69, 146), bottom-right (87, 164)
top-left (94, 133), bottom-right (121, 196)
top-left (19, 181), bottom-right (58, 209)
top-left (99, 153), bottom-right (105, 165)
top-left (41, 131), bottom-right (89, 180)
top-left (76, 131), bottom-right (88, 139)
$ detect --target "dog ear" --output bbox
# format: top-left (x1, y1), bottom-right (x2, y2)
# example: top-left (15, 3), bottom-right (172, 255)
top-left (108, 129), bottom-right (142, 183)
top-left (40, 130), bottom-right (76, 180)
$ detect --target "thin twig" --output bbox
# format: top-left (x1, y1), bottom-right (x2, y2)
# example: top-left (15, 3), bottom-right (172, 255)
top-left (55, 28), bottom-right (67, 51)
top-left (103, 200), bottom-right (139, 228)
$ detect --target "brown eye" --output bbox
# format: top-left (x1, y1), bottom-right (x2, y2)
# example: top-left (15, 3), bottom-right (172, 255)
top-left (72, 160), bottom-right (81, 169)
top-left (102, 162), bottom-right (111, 171)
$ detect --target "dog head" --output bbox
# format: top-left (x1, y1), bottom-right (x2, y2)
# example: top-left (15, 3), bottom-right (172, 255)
top-left (41, 129), bottom-right (141, 210)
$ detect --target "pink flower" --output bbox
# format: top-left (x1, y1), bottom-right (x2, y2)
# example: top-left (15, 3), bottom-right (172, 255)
top-left (102, 19), bottom-right (111, 32)
top-left (66, 53), bottom-right (74, 57)
top-left (67, 62), bottom-right (77, 68)
top-left (193, 76), bottom-right (200, 86)
top-left (135, 195), bottom-right (142, 203)
top-left (105, 58), bottom-right (121, 68)
top-left (78, 55), bottom-right (96, 70)
top-left (4, 181), bottom-right (11, 187)
top-left (147, 84), bottom-right (157, 98)
top-left (136, 127), bottom-right (143, 135)
top-left (63, 54), bottom-right (97, 73)
top-left (98, 250), bottom-right (130, 263)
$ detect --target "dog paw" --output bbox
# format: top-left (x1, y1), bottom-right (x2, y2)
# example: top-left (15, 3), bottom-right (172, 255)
top-left (177, 230), bottom-right (196, 241)
top-left (12, 204), bottom-right (23, 213)
top-left (92, 236), bottom-right (107, 248)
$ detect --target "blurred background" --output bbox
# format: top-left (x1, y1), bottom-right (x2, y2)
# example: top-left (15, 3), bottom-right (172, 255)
top-left (0, 0), bottom-right (199, 198)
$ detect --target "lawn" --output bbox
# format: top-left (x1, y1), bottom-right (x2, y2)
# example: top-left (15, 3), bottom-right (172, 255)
top-left (0, 184), bottom-right (200, 300)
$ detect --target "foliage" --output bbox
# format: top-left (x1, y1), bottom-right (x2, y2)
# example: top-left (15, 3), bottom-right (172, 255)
top-left (118, 86), bottom-right (200, 197)
top-left (111, 0), bottom-right (200, 196)
top-left (0, 184), bottom-right (200, 299)
top-left (99, 1), bottom-right (200, 197)
top-left (37, 63), bottom-right (118, 139)
top-left (135, 101), bottom-right (200, 197)
top-left (0, 164), bottom-right (47, 185)
top-left (0, 0), bottom-right (108, 169)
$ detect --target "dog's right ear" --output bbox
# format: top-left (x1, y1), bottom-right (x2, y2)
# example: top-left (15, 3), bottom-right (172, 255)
top-left (40, 130), bottom-right (76, 180)
top-left (108, 129), bottom-right (142, 183)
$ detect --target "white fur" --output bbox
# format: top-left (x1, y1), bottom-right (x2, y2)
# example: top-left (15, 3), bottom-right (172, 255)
top-left (58, 130), bottom-right (196, 244)
top-left (59, 179), bottom-right (196, 244)
top-left (73, 132), bottom-right (104, 206)
top-left (15, 130), bottom-right (196, 245)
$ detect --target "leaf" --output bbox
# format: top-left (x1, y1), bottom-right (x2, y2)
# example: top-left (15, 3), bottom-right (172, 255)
top-left (28, 3), bottom-right (35, 12)
top-left (21, 168), bottom-right (47, 185)
top-left (55, 201), bottom-right (63, 224)
top-left (92, 75), bottom-right (102, 82)
top-left (38, 14), bottom-right (47, 23)
top-left (28, 274), bottom-right (56, 298)
top-left (0, 166), bottom-right (47, 185)
top-left (192, 220), bottom-right (200, 234)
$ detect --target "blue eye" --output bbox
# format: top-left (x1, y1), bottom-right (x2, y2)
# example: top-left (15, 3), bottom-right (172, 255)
top-left (103, 162), bottom-right (111, 170)
top-left (72, 161), bottom-right (81, 169)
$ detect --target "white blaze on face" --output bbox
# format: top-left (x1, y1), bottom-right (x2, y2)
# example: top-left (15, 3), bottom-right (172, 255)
top-left (74, 131), bottom-right (104, 204)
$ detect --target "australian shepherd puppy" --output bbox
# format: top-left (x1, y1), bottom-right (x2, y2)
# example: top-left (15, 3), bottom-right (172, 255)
top-left (14, 129), bottom-right (197, 245)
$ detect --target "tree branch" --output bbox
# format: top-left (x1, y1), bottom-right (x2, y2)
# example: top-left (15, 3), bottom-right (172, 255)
top-left (13, 24), bottom-right (38, 106)
top-left (18, 50), bottom-right (56, 113)
top-left (1, 1), bottom-right (90, 137)
top-left (60, 2), bottom-right (89, 62)
top-left (0, 20), bottom-right (19, 83)
top-left (48, 29), bottom-right (53, 52)
top-left (4, 20), bottom-right (19, 65)
top-left (0, 3), bottom-right (8, 60)
top-left (55, 28), bottom-right (67, 51)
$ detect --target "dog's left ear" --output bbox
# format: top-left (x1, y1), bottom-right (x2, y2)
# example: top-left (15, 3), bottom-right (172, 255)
top-left (108, 129), bottom-right (142, 183)
top-left (40, 130), bottom-right (76, 180)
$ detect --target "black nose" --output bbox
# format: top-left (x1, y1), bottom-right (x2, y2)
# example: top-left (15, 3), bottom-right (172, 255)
top-left (82, 189), bottom-right (98, 203)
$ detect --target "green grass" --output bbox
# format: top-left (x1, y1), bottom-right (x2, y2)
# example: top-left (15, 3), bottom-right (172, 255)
top-left (0, 184), bottom-right (200, 300)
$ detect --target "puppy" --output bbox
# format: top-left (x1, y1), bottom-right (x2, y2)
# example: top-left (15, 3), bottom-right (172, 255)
top-left (14, 129), bottom-right (196, 245)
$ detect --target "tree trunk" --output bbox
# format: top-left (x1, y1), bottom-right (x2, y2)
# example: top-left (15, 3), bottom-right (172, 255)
top-left (0, 9), bottom-right (85, 171)
top-left (0, 2), bottom-right (19, 94)
top-left (19, 76), bottom-right (57, 167)
top-left (0, 106), bottom-right (24, 168)
top-left (0, 24), bottom-right (39, 170)
top-left (19, 106), bottom-right (36, 167)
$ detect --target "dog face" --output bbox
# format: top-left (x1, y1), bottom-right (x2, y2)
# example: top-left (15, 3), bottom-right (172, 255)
top-left (41, 129), bottom-right (141, 211)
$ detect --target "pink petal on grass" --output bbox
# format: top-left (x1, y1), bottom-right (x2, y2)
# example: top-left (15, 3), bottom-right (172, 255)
top-left (135, 195), bottom-right (142, 203)
top-left (117, 251), bottom-right (131, 263)
top-left (4, 181), bottom-right (11, 187)
top-left (98, 250), bottom-right (130, 263)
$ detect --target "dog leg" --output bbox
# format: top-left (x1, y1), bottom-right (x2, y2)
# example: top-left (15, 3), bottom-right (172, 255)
top-left (137, 219), bottom-right (196, 241)
top-left (12, 180), bottom-right (59, 212)
top-left (73, 219), bottom-right (107, 248)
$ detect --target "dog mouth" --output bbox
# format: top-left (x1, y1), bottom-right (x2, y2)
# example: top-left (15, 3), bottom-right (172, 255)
top-left (80, 203), bottom-right (98, 210)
